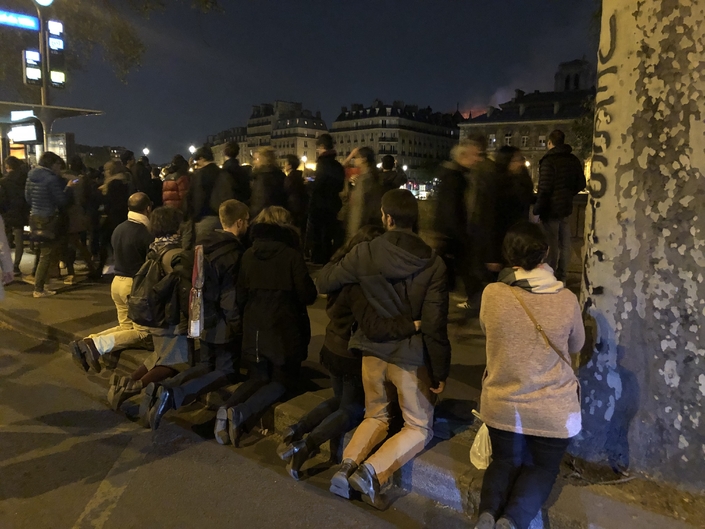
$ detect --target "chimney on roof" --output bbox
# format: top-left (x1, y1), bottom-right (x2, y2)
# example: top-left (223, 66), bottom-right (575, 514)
top-left (487, 106), bottom-right (496, 117)
top-left (554, 101), bottom-right (561, 115)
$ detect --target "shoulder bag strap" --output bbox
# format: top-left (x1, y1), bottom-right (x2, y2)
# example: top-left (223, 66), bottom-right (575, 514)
top-left (508, 285), bottom-right (572, 369)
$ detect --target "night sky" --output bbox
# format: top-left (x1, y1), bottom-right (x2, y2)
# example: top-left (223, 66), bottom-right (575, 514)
top-left (50, 0), bottom-right (598, 164)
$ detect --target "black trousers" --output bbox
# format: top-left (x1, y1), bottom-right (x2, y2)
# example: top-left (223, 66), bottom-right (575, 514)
top-left (308, 213), bottom-right (342, 265)
top-left (295, 373), bottom-right (364, 450)
top-left (479, 427), bottom-right (570, 529)
top-left (222, 357), bottom-right (300, 423)
top-left (164, 341), bottom-right (240, 408)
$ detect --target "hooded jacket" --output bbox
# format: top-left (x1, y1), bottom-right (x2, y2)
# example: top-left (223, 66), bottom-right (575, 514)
top-left (0, 169), bottom-right (30, 228)
top-left (316, 230), bottom-right (451, 384)
top-left (162, 171), bottom-right (190, 210)
top-left (25, 166), bottom-right (69, 218)
top-left (237, 223), bottom-right (317, 365)
top-left (310, 151), bottom-right (345, 217)
top-left (534, 144), bottom-right (586, 220)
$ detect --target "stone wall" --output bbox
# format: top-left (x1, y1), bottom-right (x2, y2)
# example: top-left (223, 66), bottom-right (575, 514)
top-left (577, 0), bottom-right (705, 491)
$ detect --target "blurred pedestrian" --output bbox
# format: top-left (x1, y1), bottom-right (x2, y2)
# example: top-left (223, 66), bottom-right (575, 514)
top-left (249, 147), bottom-right (286, 219)
top-left (149, 166), bottom-right (163, 208)
top-left (25, 152), bottom-right (69, 297)
top-left (121, 150), bottom-right (151, 194)
top-left (308, 134), bottom-right (345, 264)
top-left (0, 156), bottom-right (29, 276)
top-left (283, 154), bottom-right (308, 235)
top-left (278, 225), bottom-right (419, 481)
top-left (162, 155), bottom-right (191, 210)
top-left (475, 221), bottom-right (584, 529)
top-left (494, 146), bottom-right (535, 260)
top-left (215, 206), bottom-right (317, 447)
top-left (221, 141), bottom-right (252, 204)
top-left (533, 130), bottom-right (586, 282)
top-left (344, 147), bottom-right (384, 240)
top-left (379, 155), bottom-right (407, 193)
top-left (99, 160), bottom-right (134, 273)
top-left (0, 214), bottom-right (15, 299)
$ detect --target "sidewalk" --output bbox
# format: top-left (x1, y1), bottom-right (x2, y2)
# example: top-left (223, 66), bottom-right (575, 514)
top-left (0, 279), bottom-right (701, 529)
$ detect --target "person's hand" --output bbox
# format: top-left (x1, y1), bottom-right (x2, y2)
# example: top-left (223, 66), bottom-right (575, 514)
top-left (3, 272), bottom-right (14, 285)
top-left (486, 263), bottom-right (502, 273)
top-left (430, 380), bottom-right (445, 394)
top-left (413, 320), bottom-right (422, 332)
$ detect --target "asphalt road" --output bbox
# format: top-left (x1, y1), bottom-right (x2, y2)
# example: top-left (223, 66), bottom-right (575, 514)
top-left (0, 324), bottom-right (471, 529)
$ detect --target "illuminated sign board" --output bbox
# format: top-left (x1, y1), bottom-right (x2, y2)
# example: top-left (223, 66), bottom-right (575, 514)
top-left (11, 110), bottom-right (35, 122)
top-left (23, 50), bottom-right (42, 86)
top-left (47, 20), bottom-right (65, 88)
top-left (0, 9), bottom-right (39, 31)
top-left (8, 123), bottom-right (40, 143)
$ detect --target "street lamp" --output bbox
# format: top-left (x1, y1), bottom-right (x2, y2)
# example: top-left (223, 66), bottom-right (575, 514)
top-left (142, 147), bottom-right (150, 156)
top-left (301, 155), bottom-right (307, 169)
top-left (402, 165), bottom-right (408, 172)
top-left (189, 145), bottom-right (196, 155)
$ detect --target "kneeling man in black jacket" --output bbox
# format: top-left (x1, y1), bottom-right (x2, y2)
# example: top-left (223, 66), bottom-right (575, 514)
top-left (316, 189), bottom-right (451, 509)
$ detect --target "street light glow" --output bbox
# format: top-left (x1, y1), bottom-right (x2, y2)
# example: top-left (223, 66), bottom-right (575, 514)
top-left (301, 155), bottom-right (308, 163)
top-left (143, 147), bottom-right (150, 156)
top-left (189, 145), bottom-right (196, 154)
top-left (525, 160), bottom-right (531, 167)
top-left (402, 165), bottom-right (408, 171)
top-left (34, 0), bottom-right (54, 6)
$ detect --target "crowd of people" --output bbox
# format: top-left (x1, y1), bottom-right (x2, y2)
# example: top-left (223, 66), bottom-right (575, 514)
top-left (0, 128), bottom-right (588, 529)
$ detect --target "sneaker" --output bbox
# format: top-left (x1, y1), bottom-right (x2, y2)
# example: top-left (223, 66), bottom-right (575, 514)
top-left (495, 518), bottom-right (517, 529)
top-left (475, 512), bottom-right (496, 529)
top-left (63, 275), bottom-right (75, 285)
top-left (33, 289), bottom-right (56, 298)
top-left (214, 407), bottom-right (230, 445)
top-left (456, 300), bottom-right (470, 309)
top-left (13, 268), bottom-right (21, 277)
top-left (23, 275), bottom-right (36, 285)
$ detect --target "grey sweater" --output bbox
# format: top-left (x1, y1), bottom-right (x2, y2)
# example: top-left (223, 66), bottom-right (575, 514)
top-left (479, 283), bottom-right (585, 438)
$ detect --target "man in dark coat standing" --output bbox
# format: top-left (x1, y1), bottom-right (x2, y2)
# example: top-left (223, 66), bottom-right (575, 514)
top-left (121, 150), bottom-right (152, 195)
top-left (221, 141), bottom-right (252, 204)
top-left (0, 156), bottom-right (29, 275)
top-left (308, 133), bottom-right (345, 264)
top-left (533, 129), bottom-right (586, 282)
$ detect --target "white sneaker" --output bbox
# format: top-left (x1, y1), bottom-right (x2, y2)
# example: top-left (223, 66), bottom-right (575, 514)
top-left (456, 301), bottom-right (470, 309)
top-left (22, 275), bottom-right (36, 285)
top-left (33, 289), bottom-right (56, 298)
top-left (64, 275), bottom-right (75, 285)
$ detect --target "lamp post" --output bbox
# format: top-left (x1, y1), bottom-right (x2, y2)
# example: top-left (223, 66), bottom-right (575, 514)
top-left (32, 0), bottom-right (53, 107)
top-left (188, 145), bottom-right (196, 155)
top-left (301, 155), bottom-right (307, 170)
top-left (142, 147), bottom-right (149, 157)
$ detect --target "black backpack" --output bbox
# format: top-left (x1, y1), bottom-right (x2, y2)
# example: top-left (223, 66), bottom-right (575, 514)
top-left (127, 245), bottom-right (182, 328)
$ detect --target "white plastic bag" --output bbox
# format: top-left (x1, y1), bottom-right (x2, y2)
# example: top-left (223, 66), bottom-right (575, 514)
top-left (470, 423), bottom-right (492, 470)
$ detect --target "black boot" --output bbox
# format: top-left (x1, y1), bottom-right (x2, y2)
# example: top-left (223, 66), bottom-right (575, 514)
top-left (139, 382), bottom-right (160, 427)
top-left (329, 458), bottom-right (358, 499)
top-left (349, 462), bottom-right (387, 510)
top-left (277, 424), bottom-right (305, 461)
top-left (149, 387), bottom-right (175, 431)
top-left (286, 438), bottom-right (318, 481)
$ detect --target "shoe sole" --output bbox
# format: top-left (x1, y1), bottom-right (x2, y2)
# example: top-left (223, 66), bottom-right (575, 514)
top-left (227, 408), bottom-right (242, 448)
top-left (214, 408), bottom-right (230, 446)
top-left (329, 472), bottom-right (353, 499)
top-left (139, 383), bottom-right (159, 427)
top-left (78, 341), bottom-right (102, 373)
top-left (349, 472), bottom-right (387, 511)
top-left (69, 341), bottom-right (89, 372)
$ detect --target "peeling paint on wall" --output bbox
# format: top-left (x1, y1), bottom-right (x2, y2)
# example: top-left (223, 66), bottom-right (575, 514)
top-left (576, 0), bottom-right (705, 490)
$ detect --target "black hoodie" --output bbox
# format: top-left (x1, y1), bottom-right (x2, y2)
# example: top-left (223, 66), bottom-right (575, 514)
top-left (316, 230), bottom-right (451, 384)
top-left (237, 223), bottom-right (318, 365)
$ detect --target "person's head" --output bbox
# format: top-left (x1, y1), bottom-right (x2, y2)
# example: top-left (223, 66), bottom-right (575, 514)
top-left (495, 145), bottom-right (526, 175)
top-left (380, 189), bottom-right (418, 232)
top-left (354, 147), bottom-right (376, 170)
top-left (171, 154), bottom-right (189, 174)
top-left (253, 205), bottom-right (293, 227)
top-left (547, 129), bottom-right (565, 150)
top-left (4, 156), bottom-right (22, 174)
top-left (120, 150), bottom-right (136, 168)
top-left (149, 206), bottom-right (183, 238)
top-left (104, 160), bottom-right (126, 177)
top-left (224, 141), bottom-right (240, 160)
top-left (452, 136), bottom-right (486, 169)
top-left (38, 151), bottom-right (64, 174)
top-left (139, 156), bottom-right (150, 167)
top-left (151, 167), bottom-right (161, 179)
top-left (193, 146), bottom-right (214, 168)
top-left (316, 133), bottom-right (334, 155)
top-left (127, 192), bottom-right (152, 216)
top-left (502, 221), bottom-right (550, 271)
top-left (253, 147), bottom-right (277, 169)
top-left (68, 155), bottom-right (85, 174)
top-left (330, 224), bottom-right (385, 264)
top-left (284, 154), bottom-right (300, 174)
top-left (219, 199), bottom-right (250, 237)
top-left (381, 155), bottom-right (395, 171)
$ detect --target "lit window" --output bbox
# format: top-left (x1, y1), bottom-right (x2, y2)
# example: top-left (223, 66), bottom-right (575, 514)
top-left (521, 136), bottom-right (529, 148)
top-left (504, 133), bottom-right (512, 146)
top-left (538, 135), bottom-right (547, 149)
top-left (488, 134), bottom-right (496, 147)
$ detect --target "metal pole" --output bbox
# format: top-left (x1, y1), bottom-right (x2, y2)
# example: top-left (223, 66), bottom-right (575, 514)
top-left (35, 4), bottom-right (49, 151)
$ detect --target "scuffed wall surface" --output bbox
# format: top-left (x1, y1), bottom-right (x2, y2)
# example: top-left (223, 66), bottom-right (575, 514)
top-left (577, 0), bottom-right (705, 490)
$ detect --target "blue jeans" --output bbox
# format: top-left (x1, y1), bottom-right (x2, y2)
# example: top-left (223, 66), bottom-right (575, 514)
top-left (479, 427), bottom-right (570, 529)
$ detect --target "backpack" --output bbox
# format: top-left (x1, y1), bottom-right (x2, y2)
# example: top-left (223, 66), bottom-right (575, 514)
top-left (127, 245), bottom-right (182, 328)
top-left (182, 240), bottom-right (240, 338)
